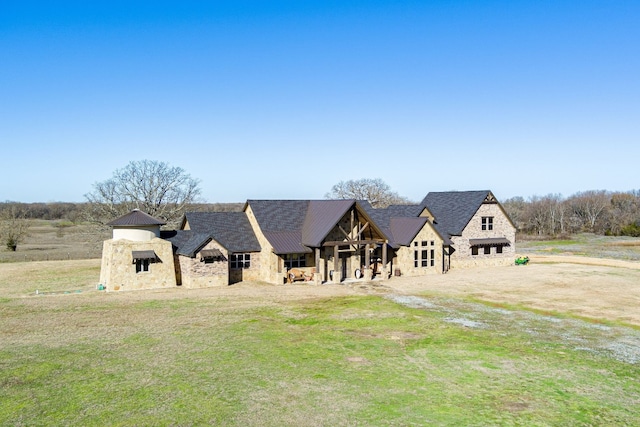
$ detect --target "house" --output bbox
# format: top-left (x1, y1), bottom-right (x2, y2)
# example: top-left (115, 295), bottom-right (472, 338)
top-left (420, 190), bottom-right (516, 268)
top-left (99, 190), bottom-right (515, 290)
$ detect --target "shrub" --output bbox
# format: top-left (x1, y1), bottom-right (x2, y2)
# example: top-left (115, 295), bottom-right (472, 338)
top-left (620, 222), bottom-right (640, 237)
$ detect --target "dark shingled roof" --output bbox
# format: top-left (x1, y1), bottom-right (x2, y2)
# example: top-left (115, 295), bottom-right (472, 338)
top-left (385, 204), bottom-right (425, 218)
top-left (107, 209), bottom-right (166, 226)
top-left (246, 199), bottom-right (390, 254)
top-left (247, 200), bottom-right (310, 254)
top-left (170, 212), bottom-right (261, 256)
top-left (421, 191), bottom-right (491, 237)
top-left (164, 230), bottom-right (211, 257)
top-left (247, 200), bottom-right (308, 232)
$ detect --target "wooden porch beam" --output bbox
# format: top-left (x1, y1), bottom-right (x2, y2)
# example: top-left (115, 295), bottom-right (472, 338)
top-left (323, 239), bottom-right (385, 247)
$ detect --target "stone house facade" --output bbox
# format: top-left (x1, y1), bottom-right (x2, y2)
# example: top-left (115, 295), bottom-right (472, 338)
top-left (99, 190), bottom-right (515, 290)
top-left (420, 191), bottom-right (516, 270)
top-left (99, 209), bottom-right (177, 291)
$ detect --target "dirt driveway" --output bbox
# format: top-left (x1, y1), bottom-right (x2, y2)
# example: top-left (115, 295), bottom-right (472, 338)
top-left (379, 255), bottom-right (640, 326)
top-left (111, 254), bottom-right (640, 326)
top-left (5, 255), bottom-right (638, 326)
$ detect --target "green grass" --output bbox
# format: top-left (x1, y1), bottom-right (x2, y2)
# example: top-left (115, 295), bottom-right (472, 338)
top-left (1, 292), bottom-right (639, 426)
top-left (518, 233), bottom-right (640, 260)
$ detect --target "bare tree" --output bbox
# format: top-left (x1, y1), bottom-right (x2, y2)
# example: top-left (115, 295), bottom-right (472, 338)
top-left (607, 191), bottom-right (640, 235)
top-left (0, 203), bottom-right (30, 251)
top-left (524, 195), bottom-right (550, 235)
top-left (325, 178), bottom-right (411, 208)
top-left (567, 190), bottom-right (611, 233)
top-left (502, 196), bottom-right (527, 232)
top-left (84, 160), bottom-right (202, 225)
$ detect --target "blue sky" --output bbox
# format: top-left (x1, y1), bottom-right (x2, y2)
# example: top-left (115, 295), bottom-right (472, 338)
top-left (1, 1), bottom-right (638, 203)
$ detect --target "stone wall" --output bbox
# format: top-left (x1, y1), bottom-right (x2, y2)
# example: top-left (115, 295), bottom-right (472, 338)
top-left (99, 238), bottom-right (177, 291)
top-left (178, 240), bottom-right (229, 288)
top-left (450, 203), bottom-right (516, 269)
top-left (394, 223), bottom-right (444, 277)
top-left (229, 251), bottom-right (263, 284)
top-left (244, 205), bottom-right (283, 284)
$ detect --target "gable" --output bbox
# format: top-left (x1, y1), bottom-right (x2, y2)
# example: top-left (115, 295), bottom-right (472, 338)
top-left (418, 206), bottom-right (434, 222)
top-left (389, 217), bottom-right (429, 246)
top-left (301, 199), bottom-right (356, 247)
top-left (421, 190), bottom-right (491, 236)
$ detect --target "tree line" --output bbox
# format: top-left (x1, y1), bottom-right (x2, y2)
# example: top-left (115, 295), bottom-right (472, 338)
top-left (4, 189), bottom-right (637, 239)
top-left (1, 160), bottom-right (638, 253)
top-left (502, 190), bottom-right (640, 237)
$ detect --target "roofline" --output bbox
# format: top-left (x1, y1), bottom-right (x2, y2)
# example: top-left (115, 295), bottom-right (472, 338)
top-left (353, 200), bottom-right (391, 243)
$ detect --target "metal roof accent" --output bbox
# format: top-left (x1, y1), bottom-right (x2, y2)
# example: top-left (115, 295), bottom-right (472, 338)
top-left (469, 237), bottom-right (511, 246)
top-left (264, 230), bottom-right (311, 254)
top-left (389, 217), bottom-right (429, 246)
top-left (359, 202), bottom-right (440, 247)
top-left (200, 248), bottom-right (223, 258)
top-left (107, 209), bottom-right (166, 226)
top-left (131, 250), bottom-right (157, 260)
top-left (301, 199), bottom-right (356, 248)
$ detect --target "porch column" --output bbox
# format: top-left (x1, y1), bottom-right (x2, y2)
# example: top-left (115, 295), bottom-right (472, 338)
top-left (333, 245), bottom-right (341, 283)
top-left (314, 248), bottom-right (322, 284)
top-left (365, 243), bottom-right (371, 269)
top-left (381, 242), bottom-right (388, 280)
top-left (364, 243), bottom-right (373, 280)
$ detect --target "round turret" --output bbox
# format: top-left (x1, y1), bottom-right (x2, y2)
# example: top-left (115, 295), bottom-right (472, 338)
top-left (106, 209), bottom-right (166, 241)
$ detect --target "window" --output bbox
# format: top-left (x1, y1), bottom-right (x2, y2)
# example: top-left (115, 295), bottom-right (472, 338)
top-left (132, 250), bottom-right (155, 273)
top-left (414, 247), bottom-right (432, 268)
top-left (496, 245), bottom-right (503, 254)
top-left (471, 246), bottom-right (479, 256)
top-left (484, 246), bottom-right (491, 255)
top-left (284, 253), bottom-right (306, 269)
top-left (430, 249), bottom-right (435, 266)
top-left (231, 253), bottom-right (251, 269)
top-left (482, 216), bottom-right (494, 231)
top-left (135, 259), bottom-right (150, 273)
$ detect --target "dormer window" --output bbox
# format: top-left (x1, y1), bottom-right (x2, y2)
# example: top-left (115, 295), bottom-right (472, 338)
top-left (482, 217), bottom-right (493, 231)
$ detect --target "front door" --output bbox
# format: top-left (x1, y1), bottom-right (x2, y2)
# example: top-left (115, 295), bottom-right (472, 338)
top-left (341, 254), bottom-right (349, 280)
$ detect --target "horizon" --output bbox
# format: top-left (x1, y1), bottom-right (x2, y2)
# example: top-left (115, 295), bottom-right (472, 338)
top-left (1, 186), bottom-right (636, 206)
top-left (2, 1), bottom-right (638, 204)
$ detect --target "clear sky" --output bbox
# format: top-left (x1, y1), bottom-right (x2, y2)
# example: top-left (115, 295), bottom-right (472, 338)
top-left (1, 1), bottom-right (638, 204)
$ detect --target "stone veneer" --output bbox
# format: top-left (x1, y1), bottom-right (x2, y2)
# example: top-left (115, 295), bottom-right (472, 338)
top-left (177, 239), bottom-right (229, 288)
top-left (244, 205), bottom-right (287, 284)
top-left (99, 238), bottom-right (177, 291)
top-left (450, 203), bottom-right (516, 269)
top-left (393, 221), bottom-right (444, 276)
